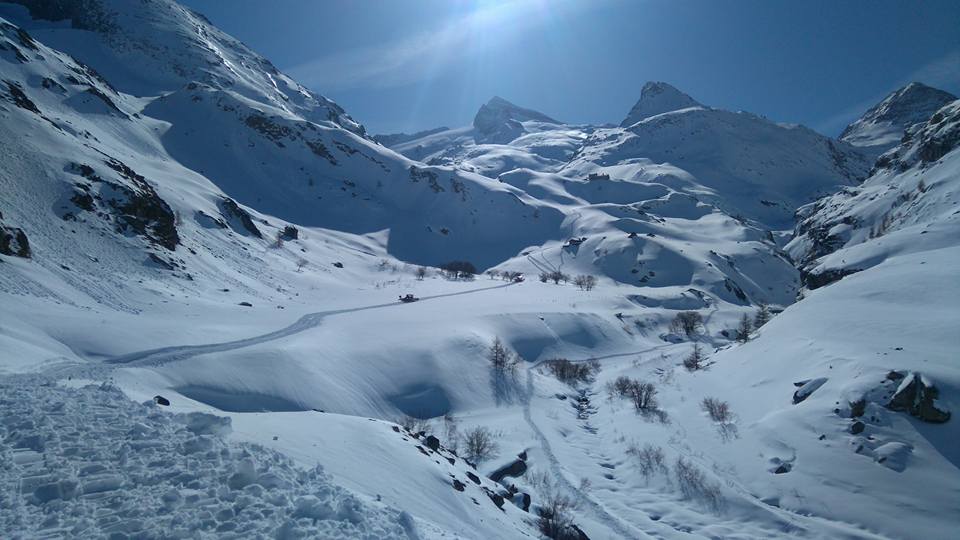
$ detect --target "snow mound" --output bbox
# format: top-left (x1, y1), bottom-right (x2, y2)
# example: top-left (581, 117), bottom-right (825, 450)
top-left (0, 378), bottom-right (412, 539)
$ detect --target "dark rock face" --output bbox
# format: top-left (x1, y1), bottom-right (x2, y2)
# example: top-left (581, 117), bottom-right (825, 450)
top-left (850, 421), bottom-right (865, 434)
top-left (280, 225), bottom-right (299, 240)
top-left (801, 267), bottom-right (861, 290)
top-left (0, 223), bottom-right (31, 258)
top-left (452, 479), bottom-right (465, 492)
top-left (67, 160), bottom-right (180, 251)
top-left (5, 0), bottom-right (118, 32)
top-left (424, 435), bottom-right (440, 451)
top-left (887, 372), bottom-right (951, 423)
top-left (4, 80), bottom-right (40, 113)
top-left (489, 458), bottom-right (527, 483)
top-left (153, 395), bottom-right (170, 406)
top-left (466, 471), bottom-right (481, 485)
top-left (219, 198), bottom-right (262, 239)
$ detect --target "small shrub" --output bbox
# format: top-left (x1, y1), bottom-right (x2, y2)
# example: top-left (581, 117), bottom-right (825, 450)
top-left (627, 442), bottom-right (667, 480)
top-left (674, 457), bottom-right (724, 512)
top-left (537, 491), bottom-right (577, 539)
top-left (670, 311), bottom-right (704, 338)
top-left (544, 358), bottom-right (599, 385)
top-left (539, 271), bottom-right (549, 283)
top-left (629, 381), bottom-right (658, 411)
top-left (701, 397), bottom-right (731, 423)
top-left (397, 415), bottom-right (430, 434)
top-left (573, 274), bottom-right (597, 291)
top-left (440, 260), bottom-right (476, 276)
top-left (463, 426), bottom-right (498, 462)
top-left (296, 258), bottom-right (308, 272)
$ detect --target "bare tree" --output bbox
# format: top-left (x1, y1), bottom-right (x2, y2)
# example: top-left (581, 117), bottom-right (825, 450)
top-left (415, 266), bottom-right (428, 280)
top-left (683, 343), bottom-right (705, 371)
top-left (537, 490), bottom-right (577, 539)
top-left (486, 270), bottom-right (500, 280)
top-left (627, 442), bottom-right (667, 480)
top-left (573, 274), bottom-right (597, 291)
top-left (735, 313), bottom-right (752, 343)
top-left (443, 413), bottom-right (459, 454)
top-left (489, 337), bottom-right (518, 373)
top-left (539, 271), bottom-right (550, 283)
top-left (670, 311), bottom-right (704, 338)
top-left (463, 426), bottom-right (498, 462)
top-left (701, 397), bottom-right (738, 440)
top-left (544, 358), bottom-right (599, 385)
top-left (629, 381), bottom-right (658, 411)
top-left (754, 303), bottom-right (771, 328)
top-left (674, 457), bottom-right (724, 512)
top-left (296, 258), bottom-right (308, 272)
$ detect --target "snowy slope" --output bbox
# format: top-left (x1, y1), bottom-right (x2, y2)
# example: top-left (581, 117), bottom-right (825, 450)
top-left (788, 98), bottom-right (960, 289)
top-left (840, 82), bottom-right (956, 158)
top-left (2, 1), bottom-right (959, 539)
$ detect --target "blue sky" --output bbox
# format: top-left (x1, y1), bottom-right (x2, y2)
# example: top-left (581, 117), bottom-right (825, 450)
top-left (181, 0), bottom-right (960, 136)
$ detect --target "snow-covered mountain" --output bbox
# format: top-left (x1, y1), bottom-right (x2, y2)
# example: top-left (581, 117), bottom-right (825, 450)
top-left (2, 1), bottom-right (958, 538)
top-left (840, 82), bottom-right (956, 157)
top-left (619, 81), bottom-right (703, 127)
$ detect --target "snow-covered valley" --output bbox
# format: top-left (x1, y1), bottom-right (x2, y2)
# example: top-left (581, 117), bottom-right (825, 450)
top-left (1, 1), bottom-right (958, 539)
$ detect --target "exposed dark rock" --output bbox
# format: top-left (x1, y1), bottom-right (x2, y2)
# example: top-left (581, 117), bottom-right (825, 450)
top-left (219, 197), bottom-right (262, 238)
top-left (482, 487), bottom-right (505, 509)
top-left (792, 377), bottom-right (827, 404)
top-left (4, 80), bottom-right (40, 114)
top-left (332, 262), bottom-right (343, 268)
top-left (0, 224), bottom-right (31, 258)
top-left (489, 458), bottom-right (527, 483)
top-left (153, 395), bottom-right (170, 406)
top-left (452, 479), bottom-right (465, 492)
top-left (280, 225), bottom-right (299, 240)
top-left (466, 471), bottom-right (481, 485)
top-left (886, 372), bottom-right (951, 423)
top-left (424, 435), bottom-right (440, 451)
top-left (238, 302), bottom-right (252, 307)
top-left (849, 398), bottom-right (867, 418)
top-left (801, 267), bottom-right (861, 290)
top-left (850, 421), bottom-right (865, 434)
top-left (5, 0), bottom-right (118, 32)
top-left (519, 492), bottom-right (531, 512)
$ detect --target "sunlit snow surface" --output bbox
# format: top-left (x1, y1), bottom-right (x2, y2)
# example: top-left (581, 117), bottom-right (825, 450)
top-left (1, 1), bottom-right (959, 538)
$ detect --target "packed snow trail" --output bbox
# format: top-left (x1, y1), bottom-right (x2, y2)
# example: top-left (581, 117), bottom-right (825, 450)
top-left (523, 365), bottom-right (651, 539)
top-left (107, 282), bottom-right (516, 367)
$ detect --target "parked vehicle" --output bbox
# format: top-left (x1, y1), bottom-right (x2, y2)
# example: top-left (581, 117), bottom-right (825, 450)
top-left (399, 294), bottom-right (419, 303)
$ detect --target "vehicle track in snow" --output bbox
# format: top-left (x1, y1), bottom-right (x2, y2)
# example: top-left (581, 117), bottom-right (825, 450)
top-left (103, 281), bottom-right (517, 368)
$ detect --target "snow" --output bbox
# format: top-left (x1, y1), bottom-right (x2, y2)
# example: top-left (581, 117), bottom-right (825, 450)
top-left (620, 81), bottom-right (703, 128)
top-left (2, 1), bottom-right (959, 538)
top-left (840, 82), bottom-right (956, 157)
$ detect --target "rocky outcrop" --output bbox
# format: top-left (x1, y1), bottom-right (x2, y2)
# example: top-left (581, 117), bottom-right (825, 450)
top-left (0, 213), bottom-right (30, 258)
top-left (219, 198), bottom-right (262, 239)
top-left (886, 372), bottom-right (951, 423)
top-left (65, 160), bottom-right (180, 251)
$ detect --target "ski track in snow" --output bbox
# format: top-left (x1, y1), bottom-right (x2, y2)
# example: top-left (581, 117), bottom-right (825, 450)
top-left (102, 282), bottom-right (517, 368)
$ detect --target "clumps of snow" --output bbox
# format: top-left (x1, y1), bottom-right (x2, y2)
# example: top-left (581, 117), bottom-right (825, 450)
top-left (0, 378), bottom-right (411, 538)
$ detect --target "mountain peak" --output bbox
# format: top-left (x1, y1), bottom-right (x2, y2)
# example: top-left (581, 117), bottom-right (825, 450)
top-left (473, 96), bottom-right (559, 143)
top-left (620, 81), bottom-right (702, 127)
top-left (840, 82), bottom-right (957, 153)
